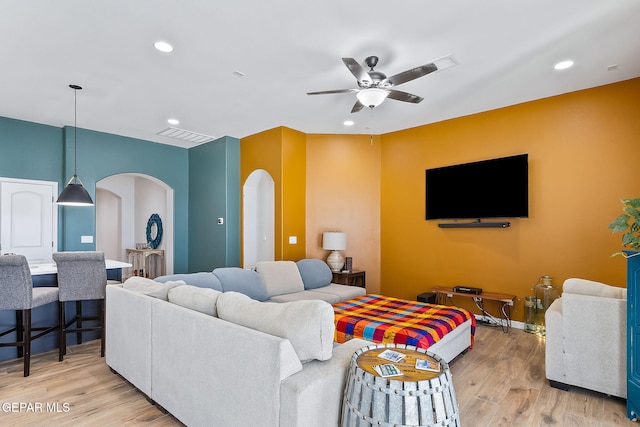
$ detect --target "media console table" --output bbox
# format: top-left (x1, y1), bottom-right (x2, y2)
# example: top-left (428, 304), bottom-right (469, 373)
top-left (429, 286), bottom-right (516, 333)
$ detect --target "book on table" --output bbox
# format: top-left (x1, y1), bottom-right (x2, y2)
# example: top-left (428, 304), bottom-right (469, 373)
top-left (377, 349), bottom-right (406, 363)
top-left (373, 364), bottom-right (403, 377)
top-left (415, 358), bottom-right (440, 372)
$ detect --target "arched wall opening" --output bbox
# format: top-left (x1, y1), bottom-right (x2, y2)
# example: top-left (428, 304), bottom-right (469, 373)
top-left (243, 169), bottom-right (274, 269)
top-left (96, 173), bottom-right (174, 275)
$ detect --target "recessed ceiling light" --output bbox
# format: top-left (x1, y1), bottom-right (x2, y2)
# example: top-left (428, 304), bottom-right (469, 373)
top-left (154, 41), bottom-right (174, 53)
top-left (554, 60), bottom-right (574, 70)
top-left (343, 120), bottom-right (354, 126)
top-left (167, 118), bottom-right (180, 125)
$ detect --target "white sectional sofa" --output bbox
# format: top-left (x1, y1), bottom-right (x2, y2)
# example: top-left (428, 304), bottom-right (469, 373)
top-left (106, 260), bottom-right (370, 426)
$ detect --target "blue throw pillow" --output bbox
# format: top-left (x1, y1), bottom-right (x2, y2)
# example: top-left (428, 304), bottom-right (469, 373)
top-left (296, 259), bottom-right (332, 290)
top-left (155, 272), bottom-right (223, 292)
top-left (212, 267), bottom-right (269, 302)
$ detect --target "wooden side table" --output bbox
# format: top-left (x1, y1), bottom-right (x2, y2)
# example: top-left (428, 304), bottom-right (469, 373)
top-left (126, 248), bottom-right (165, 279)
top-left (430, 286), bottom-right (516, 332)
top-left (331, 270), bottom-right (366, 288)
top-left (342, 344), bottom-right (460, 426)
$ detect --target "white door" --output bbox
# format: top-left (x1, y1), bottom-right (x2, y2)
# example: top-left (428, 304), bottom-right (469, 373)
top-left (0, 178), bottom-right (57, 263)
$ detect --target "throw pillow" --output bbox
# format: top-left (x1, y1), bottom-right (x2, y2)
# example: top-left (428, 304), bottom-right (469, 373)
top-left (296, 259), bottom-right (332, 290)
top-left (155, 272), bottom-right (223, 291)
top-left (123, 276), bottom-right (184, 300)
top-left (255, 261), bottom-right (305, 296)
top-left (212, 267), bottom-right (269, 301)
top-left (217, 291), bottom-right (334, 362)
top-left (168, 284), bottom-right (221, 316)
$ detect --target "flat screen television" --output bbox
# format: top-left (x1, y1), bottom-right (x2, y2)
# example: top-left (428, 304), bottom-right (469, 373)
top-left (425, 154), bottom-right (528, 220)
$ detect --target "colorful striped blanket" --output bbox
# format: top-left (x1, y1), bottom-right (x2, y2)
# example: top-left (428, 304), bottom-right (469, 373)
top-left (333, 294), bottom-right (475, 350)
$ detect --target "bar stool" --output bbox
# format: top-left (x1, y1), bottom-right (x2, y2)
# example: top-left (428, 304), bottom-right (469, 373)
top-left (53, 251), bottom-right (107, 361)
top-left (0, 254), bottom-right (59, 376)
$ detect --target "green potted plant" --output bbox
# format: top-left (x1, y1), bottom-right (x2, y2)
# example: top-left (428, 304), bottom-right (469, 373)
top-left (608, 197), bottom-right (640, 256)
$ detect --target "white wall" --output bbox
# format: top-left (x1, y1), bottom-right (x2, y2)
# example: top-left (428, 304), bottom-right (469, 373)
top-left (243, 169), bottom-right (274, 269)
top-left (96, 188), bottom-right (121, 261)
top-left (134, 177), bottom-right (167, 249)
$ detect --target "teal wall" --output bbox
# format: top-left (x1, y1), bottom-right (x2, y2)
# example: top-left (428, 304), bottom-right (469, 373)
top-left (188, 136), bottom-right (240, 270)
top-left (0, 115), bottom-right (244, 274)
top-left (60, 126), bottom-right (190, 272)
top-left (0, 116), bottom-right (63, 181)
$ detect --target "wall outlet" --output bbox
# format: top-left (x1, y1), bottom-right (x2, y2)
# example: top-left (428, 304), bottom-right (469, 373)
top-left (288, 236), bottom-right (297, 244)
top-left (217, 218), bottom-right (224, 225)
top-left (81, 235), bottom-right (94, 244)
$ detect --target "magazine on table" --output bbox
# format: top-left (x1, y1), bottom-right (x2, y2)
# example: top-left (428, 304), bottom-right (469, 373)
top-left (373, 363), bottom-right (403, 377)
top-left (377, 349), bottom-right (406, 363)
top-left (415, 358), bottom-right (440, 372)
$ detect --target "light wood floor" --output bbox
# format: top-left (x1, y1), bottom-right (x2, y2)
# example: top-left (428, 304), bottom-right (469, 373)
top-left (0, 325), bottom-right (632, 426)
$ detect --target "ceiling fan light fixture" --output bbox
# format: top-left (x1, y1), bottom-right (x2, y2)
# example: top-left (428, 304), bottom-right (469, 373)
top-left (356, 88), bottom-right (389, 109)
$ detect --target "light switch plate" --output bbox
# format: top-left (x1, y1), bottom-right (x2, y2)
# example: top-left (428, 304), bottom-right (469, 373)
top-left (288, 236), bottom-right (297, 244)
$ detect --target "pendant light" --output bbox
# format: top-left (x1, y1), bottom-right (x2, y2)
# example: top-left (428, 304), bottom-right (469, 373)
top-left (57, 84), bottom-right (94, 206)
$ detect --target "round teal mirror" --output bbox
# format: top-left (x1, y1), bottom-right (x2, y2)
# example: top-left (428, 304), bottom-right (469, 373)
top-left (146, 213), bottom-right (163, 249)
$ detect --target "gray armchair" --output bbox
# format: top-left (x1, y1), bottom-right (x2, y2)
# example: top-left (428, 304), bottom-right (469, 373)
top-left (0, 254), bottom-right (59, 376)
top-left (545, 278), bottom-right (626, 398)
top-left (53, 251), bottom-right (107, 361)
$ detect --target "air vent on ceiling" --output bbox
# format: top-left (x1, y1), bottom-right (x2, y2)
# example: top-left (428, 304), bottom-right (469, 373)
top-left (156, 127), bottom-right (215, 144)
top-left (433, 54), bottom-right (458, 72)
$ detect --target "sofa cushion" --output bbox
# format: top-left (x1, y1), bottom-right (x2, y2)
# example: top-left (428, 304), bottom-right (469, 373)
top-left (155, 272), bottom-right (223, 292)
top-left (296, 259), bottom-right (333, 290)
top-left (311, 283), bottom-right (366, 300)
top-left (123, 276), bottom-right (184, 300)
top-left (217, 292), bottom-right (335, 362)
top-left (168, 284), bottom-right (222, 316)
top-left (268, 290), bottom-right (341, 304)
top-left (255, 261), bottom-right (305, 297)
top-left (213, 267), bottom-right (269, 302)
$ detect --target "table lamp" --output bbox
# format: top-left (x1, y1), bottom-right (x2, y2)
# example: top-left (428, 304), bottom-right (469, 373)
top-left (322, 232), bottom-right (347, 272)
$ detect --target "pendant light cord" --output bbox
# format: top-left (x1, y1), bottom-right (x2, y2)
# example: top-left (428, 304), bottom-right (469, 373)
top-left (69, 84), bottom-right (82, 179)
top-left (74, 86), bottom-right (77, 177)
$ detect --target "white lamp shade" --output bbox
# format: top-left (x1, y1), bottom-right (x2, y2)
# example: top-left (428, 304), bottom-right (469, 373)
top-left (322, 232), bottom-right (346, 251)
top-left (356, 88), bottom-right (389, 108)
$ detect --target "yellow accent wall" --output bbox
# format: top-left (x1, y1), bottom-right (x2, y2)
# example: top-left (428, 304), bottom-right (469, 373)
top-left (380, 78), bottom-right (640, 319)
top-left (305, 134), bottom-right (382, 293)
top-left (240, 126), bottom-right (306, 262)
top-left (239, 79), bottom-right (639, 321)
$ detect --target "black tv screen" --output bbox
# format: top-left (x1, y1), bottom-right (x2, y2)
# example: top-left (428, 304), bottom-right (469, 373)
top-left (425, 154), bottom-right (528, 220)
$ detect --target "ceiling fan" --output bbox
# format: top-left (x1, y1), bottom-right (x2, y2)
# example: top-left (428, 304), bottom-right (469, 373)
top-left (307, 56), bottom-right (439, 113)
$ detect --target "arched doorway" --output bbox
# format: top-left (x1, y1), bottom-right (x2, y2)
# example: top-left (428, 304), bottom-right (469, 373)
top-left (243, 169), bottom-right (274, 269)
top-left (96, 173), bottom-right (174, 275)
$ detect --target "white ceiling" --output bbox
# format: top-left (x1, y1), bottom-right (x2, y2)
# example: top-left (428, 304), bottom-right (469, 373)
top-left (1, 0), bottom-right (639, 149)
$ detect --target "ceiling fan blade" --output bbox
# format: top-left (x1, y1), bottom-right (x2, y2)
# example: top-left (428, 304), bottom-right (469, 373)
top-left (342, 58), bottom-right (372, 85)
top-left (382, 63), bottom-right (437, 86)
top-left (387, 89), bottom-right (424, 103)
top-left (351, 100), bottom-right (365, 113)
top-left (307, 89), bottom-right (355, 95)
